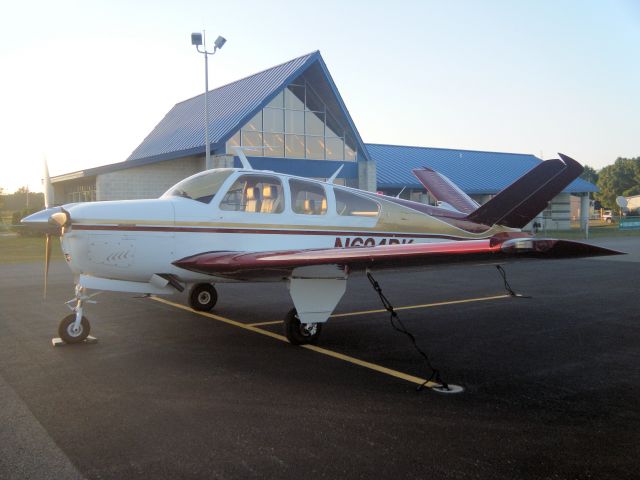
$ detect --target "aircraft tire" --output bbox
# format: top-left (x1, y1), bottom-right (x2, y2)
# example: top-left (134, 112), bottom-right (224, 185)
top-left (189, 283), bottom-right (218, 311)
top-left (284, 308), bottom-right (322, 345)
top-left (58, 314), bottom-right (90, 344)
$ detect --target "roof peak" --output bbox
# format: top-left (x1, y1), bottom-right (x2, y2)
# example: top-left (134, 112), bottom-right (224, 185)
top-left (366, 142), bottom-right (538, 158)
top-left (175, 50), bottom-right (320, 106)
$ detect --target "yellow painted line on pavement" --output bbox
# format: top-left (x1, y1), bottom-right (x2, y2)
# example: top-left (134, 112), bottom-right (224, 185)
top-left (247, 294), bottom-right (511, 327)
top-left (149, 296), bottom-right (438, 388)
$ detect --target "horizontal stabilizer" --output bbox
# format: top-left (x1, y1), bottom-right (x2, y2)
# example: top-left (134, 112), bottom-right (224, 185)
top-left (412, 168), bottom-right (479, 214)
top-left (466, 154), bottom-right (584, 228)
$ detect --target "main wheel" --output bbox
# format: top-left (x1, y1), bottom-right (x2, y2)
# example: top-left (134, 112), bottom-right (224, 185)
top-left (284, 308), bottom-right (322, 345)
top-left (188, 283), bottom-right (218, 311)
top-left (58, 314), bottom-right (90, 344)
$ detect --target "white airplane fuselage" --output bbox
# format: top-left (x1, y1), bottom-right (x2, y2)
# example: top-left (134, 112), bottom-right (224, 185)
top-left (59, 168), bottom-right (508, 287)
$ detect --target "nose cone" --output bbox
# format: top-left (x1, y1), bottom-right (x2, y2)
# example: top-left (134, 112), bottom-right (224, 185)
top-left (21, 207), bottom-right (68, 234)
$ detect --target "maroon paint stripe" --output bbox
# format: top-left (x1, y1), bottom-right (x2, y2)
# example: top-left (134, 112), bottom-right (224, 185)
top-left (71, 224), bottom-right (477, 241)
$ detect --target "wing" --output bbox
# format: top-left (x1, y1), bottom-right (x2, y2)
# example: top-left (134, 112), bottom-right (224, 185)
top-left (173, 234), bottom-right (620, 280)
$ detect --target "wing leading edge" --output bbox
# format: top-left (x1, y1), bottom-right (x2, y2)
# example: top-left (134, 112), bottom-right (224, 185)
top-left (173, 235), bottom-right (620, 280)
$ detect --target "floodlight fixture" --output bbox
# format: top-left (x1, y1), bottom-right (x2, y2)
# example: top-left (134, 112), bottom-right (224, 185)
top-left (214, 36), bottom-right (226, 50)
top-left (191, 32), bottom-right (203, 46)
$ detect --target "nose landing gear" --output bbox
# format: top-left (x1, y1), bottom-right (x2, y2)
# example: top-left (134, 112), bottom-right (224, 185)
top-left (54, 285), bottom-right (98, 345)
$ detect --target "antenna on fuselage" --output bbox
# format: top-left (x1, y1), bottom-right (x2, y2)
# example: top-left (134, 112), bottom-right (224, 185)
top-left (232, 146), bottom-right (254, 170)
top-left (327, 164), bottom-right (344, 184)
top-left (395, 186), bottom-right (406, 199)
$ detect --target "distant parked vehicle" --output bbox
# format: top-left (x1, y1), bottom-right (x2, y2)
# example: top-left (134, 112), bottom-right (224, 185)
top-left (603, 210), bottom-right (614, 223)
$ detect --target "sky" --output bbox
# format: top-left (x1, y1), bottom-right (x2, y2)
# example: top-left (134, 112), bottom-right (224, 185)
top-left (1, 0), bottom-right (638, 193)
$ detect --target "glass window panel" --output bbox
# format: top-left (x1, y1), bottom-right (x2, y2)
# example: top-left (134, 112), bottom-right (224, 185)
top-left (226, 131), bottom-right (240, 154)
top-left (305, 85), bottom-right (324, 112)
top-left (220, 174), bottom-right (284, 214)
top-left (263, 108), bottom-right (284, 133)
top-left (345, 144), bottom-right (356, 161)
top-left (325, 137), bottom-right (344, 161)
top-left (285, 85), bottom-right (305, 110)
top-left (162, 169), bottom-right (234, 204)
top-left (325, 112), bottom-right (343, 138)
top-left (289, 179), bottom-right (327, 215)
top-left (242, 111), bottom-right (262, 132)
top-left (345, 134), bottom-right (357, 161)
top-left (285, 134), bottom-right (305, 158)
top-left (306, 136), bottom-right (325, 160)
top-left (335, 188), bottom-right (379, 217)
top-left (263, 133), bottom-right (284, 157)
top-left (241, 131), bottom-right (263, 156)
top-left (285, 110), bottom-right (305, 134)
top-left (305, 111), bottom-right (324, 136)
top-left (266, 91), bottom-right (284, 108)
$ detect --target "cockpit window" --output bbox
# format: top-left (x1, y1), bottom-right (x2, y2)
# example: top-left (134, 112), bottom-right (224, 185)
top-left (334, 188), bottom-right (380, 217)
top-left (161, 169), bottom-right (234, 204)
top-left (219, 175), bottom-right (284, 214)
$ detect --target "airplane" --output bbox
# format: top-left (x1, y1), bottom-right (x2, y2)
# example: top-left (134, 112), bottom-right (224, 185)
top-left (23, 152), bottom-right (619, 350)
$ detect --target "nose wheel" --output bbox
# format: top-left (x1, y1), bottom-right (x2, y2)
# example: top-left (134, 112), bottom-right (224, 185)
top-left (58, 314), bottom-right (91, 344)
top-left (188, 283), bottom-right (218, 311)
top-left (284, 308), bottom-right (322, 345)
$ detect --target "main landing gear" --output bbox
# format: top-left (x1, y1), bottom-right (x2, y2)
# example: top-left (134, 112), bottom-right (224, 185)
top-left (188, 283), bottom-right (218, 311)
top-left (283, 308), bottom-right (322, 345)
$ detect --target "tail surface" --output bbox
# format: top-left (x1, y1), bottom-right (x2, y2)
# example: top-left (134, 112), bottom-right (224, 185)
top-left (466, 153), bottom-right (584, 228)
top-left (412, 168), bottom-right (479, 214)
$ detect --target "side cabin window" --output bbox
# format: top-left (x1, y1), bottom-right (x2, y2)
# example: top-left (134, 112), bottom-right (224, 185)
top-left (335, 188), bottom-right (380, 217)
top-left (290, 179), bottom-right (327, 215)
top-left (219, 175), bottom-right (284, 214)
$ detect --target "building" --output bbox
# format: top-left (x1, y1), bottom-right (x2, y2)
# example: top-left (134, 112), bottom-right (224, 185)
top-left (52, 50), bottom-right (597, 230)
top-left (625, 195), bottom-right (640, 215)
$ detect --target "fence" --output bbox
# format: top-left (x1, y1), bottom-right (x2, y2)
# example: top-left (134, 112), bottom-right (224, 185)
top-left (619, 216), bottom-right (640, 230)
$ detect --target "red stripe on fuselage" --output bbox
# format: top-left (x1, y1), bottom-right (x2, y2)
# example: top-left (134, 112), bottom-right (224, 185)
top-left (71, 224), bottom-right (483, 241)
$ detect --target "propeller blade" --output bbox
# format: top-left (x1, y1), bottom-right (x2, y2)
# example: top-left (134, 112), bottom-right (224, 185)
top-left (44, 233), bottom-right (52, 299)
top-left (43, 157), bottom-right (53, 209)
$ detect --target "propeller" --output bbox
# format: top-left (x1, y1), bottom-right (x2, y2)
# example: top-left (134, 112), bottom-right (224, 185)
top-left (44, 233), bottom-right (52, 298)
top-left (42, 158), bottom-right (54, 299)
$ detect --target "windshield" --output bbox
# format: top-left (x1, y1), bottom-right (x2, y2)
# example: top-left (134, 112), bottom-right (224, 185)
top-left (161, 169), bottom-right (234, 204)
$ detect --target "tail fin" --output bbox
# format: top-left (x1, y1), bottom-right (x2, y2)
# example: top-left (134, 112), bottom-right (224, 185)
top-left (412, 168), bottom-right (479, 214)
top-left (466, 153), bottom-right (584, 228)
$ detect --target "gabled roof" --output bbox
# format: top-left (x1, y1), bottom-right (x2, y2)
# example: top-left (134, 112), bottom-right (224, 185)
top-left (127, 51), bottom-right (371, 164)
top-left (367, 143), bottom-right (598, 194)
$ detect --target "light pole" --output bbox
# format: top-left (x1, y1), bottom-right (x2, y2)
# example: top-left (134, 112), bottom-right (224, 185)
top-left (191, 32), bottom-right (226, 170)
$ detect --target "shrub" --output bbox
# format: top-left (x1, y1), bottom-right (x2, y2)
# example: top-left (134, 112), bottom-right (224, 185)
top-left (11, 208), bottom-right (44, 236)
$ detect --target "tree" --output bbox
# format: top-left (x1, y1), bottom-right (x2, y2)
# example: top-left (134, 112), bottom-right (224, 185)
top-left (595, 157), bottom-right (640, 209)
top-left (580, 165), bottom-right (599, 185)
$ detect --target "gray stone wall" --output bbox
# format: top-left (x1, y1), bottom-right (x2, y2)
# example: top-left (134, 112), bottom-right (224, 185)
top-left (358, 160), bottom-right (377, 192)
top-left (96, 156), bottom-right (204, 201)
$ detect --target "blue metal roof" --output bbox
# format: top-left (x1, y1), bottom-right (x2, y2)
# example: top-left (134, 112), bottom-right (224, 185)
top-left (367, 143), bottom-right (598, 194)
top-left (127, 51), bottom-right (371, 164)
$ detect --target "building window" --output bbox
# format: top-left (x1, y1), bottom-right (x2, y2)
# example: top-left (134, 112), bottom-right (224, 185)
top-left (226, 76), bottom-right (357, 162)
top-left (65, 184), bottom-right (96, 203)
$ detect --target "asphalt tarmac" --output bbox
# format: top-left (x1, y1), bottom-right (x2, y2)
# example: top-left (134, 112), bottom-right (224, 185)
top-left (1, 237), bottom-right (638, 479)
